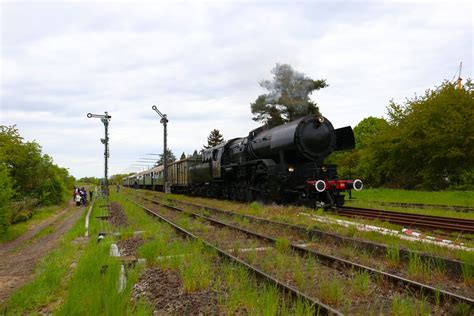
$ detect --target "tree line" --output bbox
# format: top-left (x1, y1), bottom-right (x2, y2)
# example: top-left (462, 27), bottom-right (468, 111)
top-left (0, 126), bottom-right (75, 234)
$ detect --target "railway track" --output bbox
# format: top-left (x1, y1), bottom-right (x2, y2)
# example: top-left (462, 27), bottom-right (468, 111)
top-left (378, 202), bottom-right (474, 213)
top-left (135, 192), bottom-right (470, 278)
top-left (336, 206), bottom-right (474, 234)
top-left (129, 199), bottom-right (339, 315)
top-left (129, 192), bottom-right (474, 313)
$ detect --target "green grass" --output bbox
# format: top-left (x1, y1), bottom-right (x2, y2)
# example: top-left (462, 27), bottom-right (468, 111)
top-left (0, 201), bottom-right (69, 243)
top-left (351, 271), bottom-right (370, 297)
top-left (57, 238), bottom-right (144, 316)
top-left (275, 237), bottom-right (290, 253)
top-left (318, 279), bottom-right (344, 306)
top-left (458, 251), bottom-right (474, 283)
top-left (55, 193), bottom-right (150, 315)
top-left (219, 263), bottom-right (314, 315)
top-left (2, 202), bottom-right (88, 314)
top-left (348, 188), bottom-right (474, 207)
top-left (452, 302), bottom-right (473, 316)
top-left (3, 193), bottom-right (145, 315)
top-left (179, 248), bottom-right (212, 292)
top-left (386, 245), bottom-right (401, 265)
top-left (390, 295), bottom-right (431, 316)
top-left (137, 238), bottom-right (168, 266)
top-left (248, 201), bottom-right (264, 215)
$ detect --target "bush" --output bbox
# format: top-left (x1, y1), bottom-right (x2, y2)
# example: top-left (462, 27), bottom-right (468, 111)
top-left (12, 210), bottom-right (33, 224)
top-left (0, 164), bottom-right (13, 234)
top-left (9, 198), bottom-right (38, 224)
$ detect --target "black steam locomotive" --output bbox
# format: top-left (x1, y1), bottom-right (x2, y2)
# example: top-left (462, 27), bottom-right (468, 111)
top-left (124, 115), bottom-right (362, 208)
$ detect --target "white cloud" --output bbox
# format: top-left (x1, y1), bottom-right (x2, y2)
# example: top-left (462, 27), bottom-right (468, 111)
top-left (1, 0), bottom-right (472, 178)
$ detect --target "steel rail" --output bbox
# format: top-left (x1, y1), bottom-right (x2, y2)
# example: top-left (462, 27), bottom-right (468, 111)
top-left (377, 202), bottom-right (474, 213)
top-left (135, 192), bottom-right (471, 278)
top-left (340, 206), bottom-right (474, 225)
top-left (336, 210), bottom-right (473, 231)
top-left (128, 199), bottom-right (341, 315)
top-left (337, 207), bottom-right (474, 234)
top-left (135, 194), bottom-right (474, 307)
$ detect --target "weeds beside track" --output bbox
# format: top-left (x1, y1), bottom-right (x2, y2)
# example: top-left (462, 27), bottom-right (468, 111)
top-left (129, 192), bottom-right (474, 314)
top-left (129, 199), bottom-right (338, 315)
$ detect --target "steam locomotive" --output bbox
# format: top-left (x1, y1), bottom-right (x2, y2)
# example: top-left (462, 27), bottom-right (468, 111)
top-left (124, 115), bottom-right (362, 208)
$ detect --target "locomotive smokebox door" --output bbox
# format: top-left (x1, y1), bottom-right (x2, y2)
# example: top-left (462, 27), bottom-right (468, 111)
top-left (295, 117), bottom-right (336, 161)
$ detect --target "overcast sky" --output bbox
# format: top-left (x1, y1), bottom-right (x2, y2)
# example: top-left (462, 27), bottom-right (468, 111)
top-left (1, 0), bottom-right (472, 179)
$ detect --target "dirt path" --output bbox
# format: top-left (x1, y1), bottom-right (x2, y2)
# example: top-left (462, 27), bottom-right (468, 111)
top-left (0, 201), bottom-right (85, 304)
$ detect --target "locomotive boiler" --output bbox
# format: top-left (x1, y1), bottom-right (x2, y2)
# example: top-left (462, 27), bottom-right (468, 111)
top-left (188, 115), bottom-right (363, 207)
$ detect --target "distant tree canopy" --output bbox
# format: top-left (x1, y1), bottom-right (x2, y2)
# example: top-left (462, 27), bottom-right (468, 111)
top-left (0, 125), bottom-right (75, 234)
top-left (109, 173), bottom-right (133, 185)
top-left (204, 129), bottom-right (224, 149)
top-left (77, 177), bottom-right (100, 184)
top-left (328, 80), bottom-right (474, 190)
top-left (157, 149), bottom-right (176, 165)
top-left (251, 63), bottom-right (328, 126)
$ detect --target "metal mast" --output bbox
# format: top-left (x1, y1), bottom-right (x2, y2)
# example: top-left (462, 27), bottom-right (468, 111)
top-left (87, 111), bottom-right (112, 196)
top-left (152, 105), bottom-right (170, 193)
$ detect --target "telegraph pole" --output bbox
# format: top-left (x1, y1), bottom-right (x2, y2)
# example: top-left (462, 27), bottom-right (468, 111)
top-left (152, 105), bottom-right (170, 193)
top-left (87, 112), bottom-right (112, 196)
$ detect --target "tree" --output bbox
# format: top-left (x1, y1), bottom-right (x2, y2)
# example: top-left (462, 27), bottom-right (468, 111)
top-left (250, 63), bottom-right (328, 126)
top-left (366, 80), bottom-right (474, 189)
top-left (353, 117), bottom-right (389, 150)
top-left (326, 117), bottom-right (389, 180)
top-left (180, 152), bottom-right (186, 160)
top-left (157, 149), bottom-right (176, 165)
top-left (0, 125), bottom-right (75, 205)
top-left (203, 129), bottom-right (224, 149)
top-left (78, 177), bottom-right (100, 184)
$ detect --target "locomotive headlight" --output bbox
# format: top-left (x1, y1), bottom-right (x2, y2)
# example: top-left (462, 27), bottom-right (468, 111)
top-left (315, 180), bottom-right (326, 192)
top-left (353, 179), bottom-right (363, 191)
top-left (288, 166), bottom-right (295, 173)
top-left (321, 166), bottom-right (327, 172)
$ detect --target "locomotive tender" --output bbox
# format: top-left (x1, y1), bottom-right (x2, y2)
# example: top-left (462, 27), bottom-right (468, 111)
top-left (124, 115), bottom-right (362, 208)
